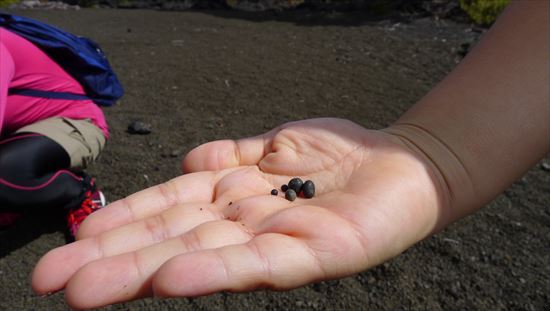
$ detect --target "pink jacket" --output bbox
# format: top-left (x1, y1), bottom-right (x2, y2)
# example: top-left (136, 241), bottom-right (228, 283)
top-left (0, 28), bottom-right (109, 137)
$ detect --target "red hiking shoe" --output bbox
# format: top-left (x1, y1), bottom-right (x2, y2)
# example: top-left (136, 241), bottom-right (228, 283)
top-left (67, 186), bottom-right (106, 237)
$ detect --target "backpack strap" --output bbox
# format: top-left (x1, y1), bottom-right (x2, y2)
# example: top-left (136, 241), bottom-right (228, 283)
top-left (8, 88), bottom-right (91, 100)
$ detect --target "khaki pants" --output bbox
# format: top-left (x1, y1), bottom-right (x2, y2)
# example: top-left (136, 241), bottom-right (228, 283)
top-left (15, 117), bottom-right (106, 169)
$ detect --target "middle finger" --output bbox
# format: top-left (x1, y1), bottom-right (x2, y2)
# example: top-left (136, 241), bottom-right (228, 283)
top-left (65, 220), bottom-right (254, 309)
top-left (32, 201), bottom-right (219, 295)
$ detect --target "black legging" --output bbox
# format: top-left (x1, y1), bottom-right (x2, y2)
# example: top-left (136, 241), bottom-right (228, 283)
top-left (0, 133), bottom-right (87, 212)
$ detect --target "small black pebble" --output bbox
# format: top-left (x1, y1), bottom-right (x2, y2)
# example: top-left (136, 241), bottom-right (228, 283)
top-left (288, 178), bottom-right (303, 193)
top-left (302, 180), bottom-right (315, 198)
top-left (285, 189), bottom-right (297, 201)
top-left (127, 120), bottom-right (152, 135)
top-left (271, 189), bottom-right (278, 196)
top-left (281, 184), bottom-right (289, 192)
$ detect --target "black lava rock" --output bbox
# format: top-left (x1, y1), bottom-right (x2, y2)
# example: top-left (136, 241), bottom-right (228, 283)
top-left (127, 121), bottom-right (152, 135)
top-left (271, 189), bottom-right (278, 196)
top-left (302, 180), bottom-right (315, 198)
top-left (288, 178), bottom-right (303, 193)
top-left (285, 189), bottom-right (297, 202)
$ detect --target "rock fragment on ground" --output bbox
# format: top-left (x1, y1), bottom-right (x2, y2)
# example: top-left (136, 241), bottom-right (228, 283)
top-left (127, 121), bottom-right (152, 135)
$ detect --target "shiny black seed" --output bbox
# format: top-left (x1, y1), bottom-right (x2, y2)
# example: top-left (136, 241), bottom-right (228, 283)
top-left (288, 178), bottom-right (303, 193)
top-left (271, 189), bottom-right (278, 196)
top-left (281, 184), bottom-right (289, 192)
top-left (285, 189), bottom-right (297, 201)
top-left (302, 180), bottom-right (315, 198)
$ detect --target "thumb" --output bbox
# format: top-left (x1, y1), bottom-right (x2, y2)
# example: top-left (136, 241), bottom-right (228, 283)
top-left (182, 133), bottom-right (274, 173)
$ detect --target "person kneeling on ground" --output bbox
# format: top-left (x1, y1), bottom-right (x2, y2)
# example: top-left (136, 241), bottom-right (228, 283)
top-left (0, 26), bottom-right (109, 237)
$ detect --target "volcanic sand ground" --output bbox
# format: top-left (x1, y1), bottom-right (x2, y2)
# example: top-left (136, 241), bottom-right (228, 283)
top-left (0, 8), bottom-right (549, 310)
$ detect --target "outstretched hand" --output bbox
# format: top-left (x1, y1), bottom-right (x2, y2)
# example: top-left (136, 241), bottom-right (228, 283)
top-left (32, 118), bottom-right (446, 309)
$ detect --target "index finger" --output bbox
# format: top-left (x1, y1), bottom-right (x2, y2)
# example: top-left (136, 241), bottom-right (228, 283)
top-left (77, 171), bottom-right (217, 239)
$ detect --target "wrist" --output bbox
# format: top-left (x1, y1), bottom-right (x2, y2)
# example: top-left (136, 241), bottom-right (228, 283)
top-left (381, 123), bottom-right (476, 231)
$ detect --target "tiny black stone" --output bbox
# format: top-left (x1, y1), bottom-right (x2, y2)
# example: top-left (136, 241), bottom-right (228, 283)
top-left (271, 189), bottom-right (278, 196)
top-left (281, 184), bottom-right (289, 192)
top-left (127, 120), bottom-right (152, 135)
top-left (302, 180), bottom-right (315, 198)
top-left (288, 178), bottom-right (303, 193)
top-left (285, 189), bottom-right (297, 201)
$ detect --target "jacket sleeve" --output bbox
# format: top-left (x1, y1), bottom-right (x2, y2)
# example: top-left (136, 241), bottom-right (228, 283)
top-left (0, 39), bottom-right (15, 135)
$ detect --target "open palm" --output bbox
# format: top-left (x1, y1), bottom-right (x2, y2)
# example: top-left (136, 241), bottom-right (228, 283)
top-left (32, 118), bottom-right (444, 309)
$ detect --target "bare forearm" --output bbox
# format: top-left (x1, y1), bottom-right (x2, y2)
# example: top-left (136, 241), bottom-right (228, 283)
top-left (385, 1), bottom-right (550, 225)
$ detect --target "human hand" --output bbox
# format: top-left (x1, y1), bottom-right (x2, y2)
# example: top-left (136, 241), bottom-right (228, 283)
top-left (32, 118), bottom-right (447, 309)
